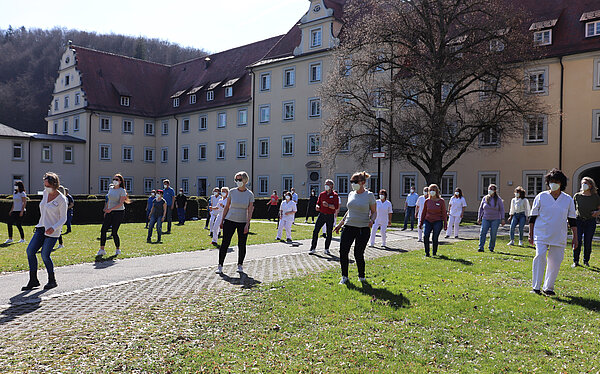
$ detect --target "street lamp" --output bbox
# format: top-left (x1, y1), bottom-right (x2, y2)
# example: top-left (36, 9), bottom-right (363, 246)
top-left (370, 106), bottom-right (389, 193)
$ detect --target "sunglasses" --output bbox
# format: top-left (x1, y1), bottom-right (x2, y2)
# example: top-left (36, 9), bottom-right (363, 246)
top-left (235, 178), bottom-right (243, 182)
top-left (43, 176), bottom-right (56, 183)
top-left (350, 180), bottom-right (361, 184)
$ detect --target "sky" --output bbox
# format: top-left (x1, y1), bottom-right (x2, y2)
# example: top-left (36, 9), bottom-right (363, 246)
top-left (0, 0), bottom-right (310, 53)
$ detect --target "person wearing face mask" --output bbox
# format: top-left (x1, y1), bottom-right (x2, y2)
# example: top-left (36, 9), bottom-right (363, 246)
top-left (446, 188), bottom-right (467, 239)
top-left (305, 189), bottom-right (318, 223)
top-left (572, 177), bottom-right (600, 267)
top-left (162, 179), bottom-right (175, 234)
top-left (309, 179), bottom-right (339, 255)
top-left (508, 186), bottom-right (530, 246)
top-left (211, 187), bottom-right (229, 246)
top-left (64, 187), bottom-right (74, 234)
top-left (97, 174), bottom-right (130, 257)
top-left (415, 187), bottom-right (429, 242)
top-left (277, 191), bottom-right (297, 242)
top-left (147, 190), bottom-right (167, 243)
top-left (208, 188), bottom-right (221, 237)
top-left (334, 171), bottom-right (377, 284)
top-left (403, 186), bottom-right (419, 231)
top-left (477, 184), bottom-right (505, 253)
top-left (529, 169), bottom-right (578, 295)
top-left (369, 189), bottom-right (393, 247)
top-left (419, 184), bottom-right (447, 257)
top-left (145, 190), bottom-right (156, 229)
top-left (5, 180), bottom-right (27, 244)
top-left (267, 190), bottom-right (279, 222)
top-left (175, 188), bottom-right (187, 225)
top-left (216, 171), bottom-right (254, 274)
top-left (21, 172), bottom-right (67, 291)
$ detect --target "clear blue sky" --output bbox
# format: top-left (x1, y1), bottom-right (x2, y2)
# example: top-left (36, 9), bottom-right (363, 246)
top-left (0, 0), bottom-right (309, 53)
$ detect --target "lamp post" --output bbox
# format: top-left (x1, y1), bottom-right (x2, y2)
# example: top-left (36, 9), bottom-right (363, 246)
top-left (370, 107), bottom-right (389, 193)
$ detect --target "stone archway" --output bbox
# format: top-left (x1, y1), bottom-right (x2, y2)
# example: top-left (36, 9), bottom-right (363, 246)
top-left (572, 162), bottom-right (600, 195)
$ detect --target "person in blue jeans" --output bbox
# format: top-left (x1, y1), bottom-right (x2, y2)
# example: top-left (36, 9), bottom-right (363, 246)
top-left (572, 177), bottom-right (600, 267)
top-left (147, 190), bottom-right (167, 243)
top-left (477, 184), bottom-right (505, 252)
top-left (65, 188), bottom-right (74, 234)
top-left (508, 186), bottom-right (530, 246)
top-left (175, 188), bottom-right (187, 225)
top-left (403, 186), bottom-right (418, 231)
top-left (162, 179), bottom-right (175, 234)
top-left (145, 190), bottom-right (156, 229)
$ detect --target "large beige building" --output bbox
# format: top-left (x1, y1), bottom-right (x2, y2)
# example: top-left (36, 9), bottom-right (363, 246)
top-left (39, 0), bottom-right (600, 212)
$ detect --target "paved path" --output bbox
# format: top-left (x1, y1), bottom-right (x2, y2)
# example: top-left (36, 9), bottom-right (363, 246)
top-left (0, 224), bottom-right (500, 332)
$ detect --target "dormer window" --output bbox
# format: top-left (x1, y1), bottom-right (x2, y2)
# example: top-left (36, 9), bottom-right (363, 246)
top-left (207, 91), bottom-right (214, 101)
top-left (586, 20), bottom-right (600, 37)
top-left (173, 97), bottom-right (179, 107)
top-left (310, 28), bottom-right (322, 48)
top-left (533, 30), bottom-right (552, 46)
top-left (190, 94), bottom-right (196, 104)
top-left (120, 96), bottom-right (130, 107)
top-left (225, 86), bottom-right (233, 97)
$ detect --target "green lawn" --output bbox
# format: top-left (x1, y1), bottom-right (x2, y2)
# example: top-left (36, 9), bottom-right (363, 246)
top-left (0, 220), bottom-right (322, 273)
top-left (2, 236), bottom-right (599, 372)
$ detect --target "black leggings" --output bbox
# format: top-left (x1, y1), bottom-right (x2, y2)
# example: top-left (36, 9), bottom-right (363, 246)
top-left (7, 211), bottom-right (25, 239)
top-left (219, 219), bottom-right (249, 266)
top-left (339, 225), bottom-right (371, 278)
top-left (311, 213), bottom-right (335, 250)
top-left (100, 210), bottom-right (124, 247)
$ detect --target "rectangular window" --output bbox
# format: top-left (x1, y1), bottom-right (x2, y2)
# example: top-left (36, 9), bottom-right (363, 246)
top-left (217, 112), bottom-right (227, 128)
top-left (283, 101), bottom-right (295, 121)
top-left (216, 142), bottom-right (226, 160)
top-left (122, 119), bottom-right (133, 134)
top-left (145, 122), bottom-right (154, 136)
top-left (284, 68), bottom-right (295, 87)
top-left (161, 147), bottom-right (168, 163)
top-left (258, 176), bottom-right (269, 196)
top-left (369, 176), bottom-right (380, 194)
top-left (190, 94), bottom-right (197, 104)
top-left (259, 105), bottom-right (271, 123)
top-left (65, 75), bottom-right (70, 86)
top-left (282, 136), bottom-right (294, 156)
top-left (308, 134), bottom-right (320, 155)
top-left (53, 121), bottom-right (58, 134)
top-left (593, 110), bottom-right (600, 141)
top-left (238, 108), bottom-right (248, 126)
top-left (441, 174), bottom-right (456, 196)
top-left (99, 177), bottom-right (110, 193)
top-left (13, 143), bottom-right (23, 160)
top-left (480, 128), bottom-right (499, 146)
top-left (144, 178), bottom-right (154, 193)
top-left (64, 96), bottom-right (69, 109)
top-left (309, 63), bottom-right (322, 83)
top-left (74, 116), bottom-right (80, 131)
top-left (216, 177), bottom-right (225, 189)
top-left (282, 175), bottom-right (294, 192)
top-left (181, 178), bottom-right (189, 194)
top-left (309, 98), bottom-right (321, 117)
top-left (100, 117), bottom-right (111, 132)
top-left (533, 30), bottom-right (552, 46)
top-left (199, 115), bottom-right (208, 130)
top-left (258, 138), bottom-right (269, 158)
top-left (162, 121), bottom-right (169, 135)
top-left (144, 147), bottom-right (155, 163)
top-left (480, 173), bottom-right (498, 197)
top-left (198, 144), bottom-right (207, 160)
top-left (63, 119), bottom-right (69, 133)
top-left (54, 100), bottom-right (59, 111)
top-left (124, 177), bottom-right (133, 192)
top-left (182, 118), bottom-right (190, 133)
top-left (122, 146), bottom-right (133, 162)
top-left (525, 173), bottom-right (544, 197)
top-left (237, 140), bottom-right (247, 159)
top-left (336, 175), bottom-right (349, 195)
top-left (525, 115), bottom-right (546, 143)
top-left (99, 144), bottom-right (111, 161)
top-left (527, 70), bottom-right (546, 94)
top-left (207, 91), bottom-right (214, 101)
top-left (75, 93), bottom-right (80, 105)
top-left (121, 96), bottom-right (130, 107)
top-left (310, 28), bottom-right (322, 48)
top-left (400, 173), bottom-right (417, 196)
top-left (181, 145), bottom-right (189, 162)
top-left (225, 87), bottom-right (233, 97)
top-left (260, 73), bottom-right (271, 91)
top-left (586, 20), bottom-right (600, 38)
top-left (173, 97), bottom-right (180, 107)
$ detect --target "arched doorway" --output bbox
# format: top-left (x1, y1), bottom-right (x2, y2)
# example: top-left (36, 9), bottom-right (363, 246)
top-left (573, 162), bottom-right (600, 194)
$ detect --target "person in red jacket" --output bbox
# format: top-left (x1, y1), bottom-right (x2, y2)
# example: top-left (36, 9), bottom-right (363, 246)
top-left (309, 179), bottom-right (339, 255)
top-left (419, 184), bottom-right (448, 257)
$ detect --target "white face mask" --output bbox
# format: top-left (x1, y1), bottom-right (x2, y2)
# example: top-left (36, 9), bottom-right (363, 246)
top-left (151, 193), bottom-right (155, 197)
top-left (410, 189), bottom-right (415, 193)
top-left (379, 194), bottom-right (385, 200)
top-left (454, 191), bottom-right (459, 196)
top-left (351, 183), bottom-right (361, 191)
top-left (423, 191), bottom-right (428, 196)
top-left (488, 189), bottom-right (494, 195)
top-left (156, 195), bottom-right (162, 201)
top-left (514, 193), bottom-right (519, 198)
top-left (163, 184), bottom-right (168, 189)
top-left (221, 192), bottom-right (227, 197)
top-left (235, 181), bottom-right (244, 188)
top-left (582, 183), bottom-right (590, 191)
top-left (549, 183), bottom-right (560, 192)
top-left (113, 180), bottom-right (119, 187)
top-left (214, 192), bottom-right (219, 196)
top-left (429, 190), bottom-right (436, 197)
top-left (324, 185), bottom-right (331, 191)
top-left (44, 186), bottom-right (54, 194)
top-left (285, 196), bottom-right (291, 200)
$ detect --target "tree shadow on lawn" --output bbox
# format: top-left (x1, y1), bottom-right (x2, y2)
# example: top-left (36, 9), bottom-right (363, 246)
top-left (346, 282), bottom-right (411, 309)
top-left (0, 290), bottom-right (48, 325)
top-left (436, 254), bottom-right (473, 265)
top-left (556, 295), bottom-right (600, 313)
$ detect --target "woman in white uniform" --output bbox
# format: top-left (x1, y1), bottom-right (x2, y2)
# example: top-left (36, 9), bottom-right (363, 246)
top-left (370, 189), bottom-right (393, 247)
top-left (277, 191), bottom-right (297, 242)
top-left (208, 188), bottom-right (221, 237)
top-left (529, 169), bottom-right (578, 296)
top-left (211, 187), bottom-right (228, 246)
top-left (415, 187), bottom-right (429, 242)
top-left (445, 188), bottom-right (467, 239)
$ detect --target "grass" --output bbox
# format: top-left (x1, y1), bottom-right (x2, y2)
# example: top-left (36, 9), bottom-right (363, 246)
top-left (2, 236), bottom-right (599, 372)
top-left (0, 220), bottom-right (324, 273)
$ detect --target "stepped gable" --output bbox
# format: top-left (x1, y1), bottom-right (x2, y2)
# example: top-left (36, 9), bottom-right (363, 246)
top-left (160, 35), bottom-right (282, 116)
top-left (71, 46), bottom-right (171, 117)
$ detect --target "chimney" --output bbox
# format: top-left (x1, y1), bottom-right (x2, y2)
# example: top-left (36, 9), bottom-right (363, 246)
top-left (204, 57), bottom-right (211, 69)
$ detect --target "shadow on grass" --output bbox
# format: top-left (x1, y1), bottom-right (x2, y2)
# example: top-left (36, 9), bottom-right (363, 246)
top-left (0, 290), bottom-right (48, 325)
top-left (583, 265), bottom-right (600, 274)
top-left (495, 251), bottom-right (534, 259)
top-left (347, 281), bottom-right (410, 309)
top-left (377, 246), bottom-right (409, 253)
top-left (556, 295), bottom-right (600, 313)
top-left (312, 253), bottom-right (345, 263)
top-left (436, 254), bottom-right (473, 265)
top-left (219, 272), bottom-right (262, 289)
top-left (94, 255), bottom-right (117, 269)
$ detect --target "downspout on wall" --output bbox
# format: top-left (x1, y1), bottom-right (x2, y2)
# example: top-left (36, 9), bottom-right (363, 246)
top-left (559, 56), bottom-right (564, 170)
top-left (88, 111), bottom-right (94, 194)
top-left (174, 115), bottom-right (179, 191)
top-left (250, 69), bottom-right (256, 191)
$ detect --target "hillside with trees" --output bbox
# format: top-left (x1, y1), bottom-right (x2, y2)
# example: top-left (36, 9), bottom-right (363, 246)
top-left (0, 26), bottom-right (208, 133)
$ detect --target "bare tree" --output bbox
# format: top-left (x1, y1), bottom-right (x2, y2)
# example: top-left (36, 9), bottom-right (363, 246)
top-left (320, 0), bottom-right (548, 185)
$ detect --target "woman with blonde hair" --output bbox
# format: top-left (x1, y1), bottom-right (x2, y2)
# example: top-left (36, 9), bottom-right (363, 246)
top-left (419, 184), bottom-right (447, 257)
top-left (508, 186), bottom-right (530, 246)
top-left (97, 173), bottom-right (130, 257)
top-left (572, 177), bottom-right (600, 267)
top-left (22, 172), bottom-right (67, 290)
top-left (477, 184), bottom-right (505, 252)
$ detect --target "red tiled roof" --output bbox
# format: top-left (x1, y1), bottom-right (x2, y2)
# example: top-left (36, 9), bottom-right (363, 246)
top-left (324, 0), bottom-right (347, 21)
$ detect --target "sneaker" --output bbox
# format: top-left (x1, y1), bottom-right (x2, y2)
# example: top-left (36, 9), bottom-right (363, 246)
top-left (584, 261), bottom-right (590, 267)
top-left (477, 249), bottom-right (484, 252)
top-left (96, 248), bottom-right (106, 256)
top-left (358, 277), bottom-right (366, 282)
top-left (339, 276), bottom-right (349, 285)
top-left (4, 239), bottom-right (13, 244)
top-left (508, 240), bottom-right (514, 246)
top-left (309, 248), bottom-right (316, 254)
top-left (571, 262), bottom-right (578, 268)
top-left (324, 249), bottom-right (331, 255)
top-left (444, 235), bottom-right (449, 239)
top-left (147, 239), bottom-right (152, 243)
top-left (518, 240), bottom-right (523, 246)
top-left (531, 289), bottom-right (542, 295)
top-left (489, 249), bottom-right (494, 253)
top-left (115, 248), bottom-right (121, 255)
top-left (276, 237), bottom-right (281, 241)
top-left (211, 241), bottom-right (218, 246)
top-left (18, 239), bottom-right (26, 243)
top-left (286, 238), bottom-right (292, 243)
top-left (237, 265), bottom-right (244, 273)
top-left (417, 239), bottom-right (423, 242)
top-left (216, 265), bottom-right (223, 274)
top-left (55, 244), bottom-right (64, 250)
top-left (454, 236), bottom-right (459, 239)
top-left (382, 243), bottom-right (387, 248)
top-left (543, 289), bottom-right (556, 296)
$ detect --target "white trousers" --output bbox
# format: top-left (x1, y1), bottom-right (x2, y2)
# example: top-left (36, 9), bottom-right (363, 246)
top-left (532, 243), bottom-right (564, 291)
top-left (277, 219), bottom-right (293, 240)
top-left (211, 214), bottom-right (223, 242)
top-left (447, 215), bottom-right (462, 237)
top-left (209, 213), bottom-right (218, 232)
top-left (370, 222), bottom-right (388, 246)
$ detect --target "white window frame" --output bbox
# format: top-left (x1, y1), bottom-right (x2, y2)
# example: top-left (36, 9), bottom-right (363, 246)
top-left (533, 30), bottom-right (552, 46)
top-left (237, 108), bottom-right (248, 126)
top-left (161, 147), bottom-right (168, 163)
top-left (64, 95), bottom-right (69, 109)
top-left (594, 58), bottom-right (600, 90)
top-left (144, 147), bottom-right (155, 163)
top-left (258, 137), bottom-right (270, 158)
top-left (480, 128), bottom-right (500, 147)
top-left (216, 142), bottom-right (226, 160)
top-left (63, 119), bottom-right (69, 134)
top-left (216, 177), bottom-right (226, 189)
top-left (123, 177), bottom-right (133, 192)
top-left (283, 101), bottom-right (295, 121)
top-left (258, 176), bottom-right (269, 196)
top-left (189, 94), bottom-right (197, 104)
top-left (283, 67), bottom-right (296, 87)
top-left (181, 178), bottom-right (189, 194)
top-left (64, 74), bottom-right (70, 86)
top-left (181, 145), bottom-right (190, 162)
top-left (478, 171), bottom-right (500, 198)
top-left (260, 72), bottom-right (271, 91)
top-left (54, 99), bottom-right (59, 111)
top-left (282, 135), bottom-right (294, 156)
top-left (100, 117), bottom-right (111, 132)
top-left (161, 121), bottom-right (169, 136)
top-left (12, 142), bottom-right (23, 160)
top-left (336, 174), bottom-right (350, 196)
top-left (524, 115), bottom-right (547, 145)
top-left (145, 122), bottom-right (155, 136)
top-left (282, 175), bottom-right (294, 193)
top-left (182, 118), bottom-right (190, 133)
top-left (526, 67), bottom-right (549, 95)
top-left (198, 144), bottom-right (207, 161)
top-left (53, 121), bottom-right (58, 134)
top-left (259, 104), bottom-right (271, 123)
top-left (237, 139), bottom-right (247, 159)
top-left (308, 98), bottom-right (321, 118)
top-left (307, 133), bottom-right (320, 155)
top-left (440, 172), bottom-right (457, 197)
top-left (173, 97), bottom-right (180, 107)
top-left (122, 119), bottom-right (133, 134)
top-left (523, 170), bottom-right (546, 198)
top-left (207, 91), bottom-right (214, 101)
top-left (225, 86), bottom-right (233, 97)
top-left (586, 20), bottom-right (600, 38)
top-left (42, 145), bottom-right (52, 162)
top-left (99, 144), bottom-right (111, 161)
top-left (310, 27), bottom-right (322, 48)
top-left (400, 172), bottom-right (418, 197)
top-left (199, 115), bottom-right (208, 131)
top-left (593, 109), bottom-right (600, 142)
top-left (75, 93), bottom-right (80, 105)
top-left (120, 96), bottom-right (130, 107)
top-left (74, 116), bottom-right (80, 132)
top-left (309, 62), bottom-right (322, 83)
top-left (144, 178), bottom-right (154, 193)
top-left (217, 112), bottom-right (227, 128)
top-left (122, 145), bottom-right (133, 162)
top-left (99, 177), bottom-right (111, 193)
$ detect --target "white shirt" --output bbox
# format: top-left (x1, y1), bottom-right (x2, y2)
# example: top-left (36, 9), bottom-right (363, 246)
top-left (36, 190), bottom-right (67, 238)
top-left (375, 199), bottom-right (393, 224)
top-left (530, 191), bottom-right (576, 247)
top-left (12, 191), bottom-right (27, 212)
top-left (509, 198), bottom-right (531, 216)
top-left (210, 194), bottom-right (220, 216)
top-left (416, 195), bottom-right (427, 218)
top-left (448, 196), bottom-right (467, 217)
top-left (279, 200), bottom-right (297, 221)
top-left (292, 192), bottom-right (298, 203)
top-left (214, 196), bottom-right (226, 216)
